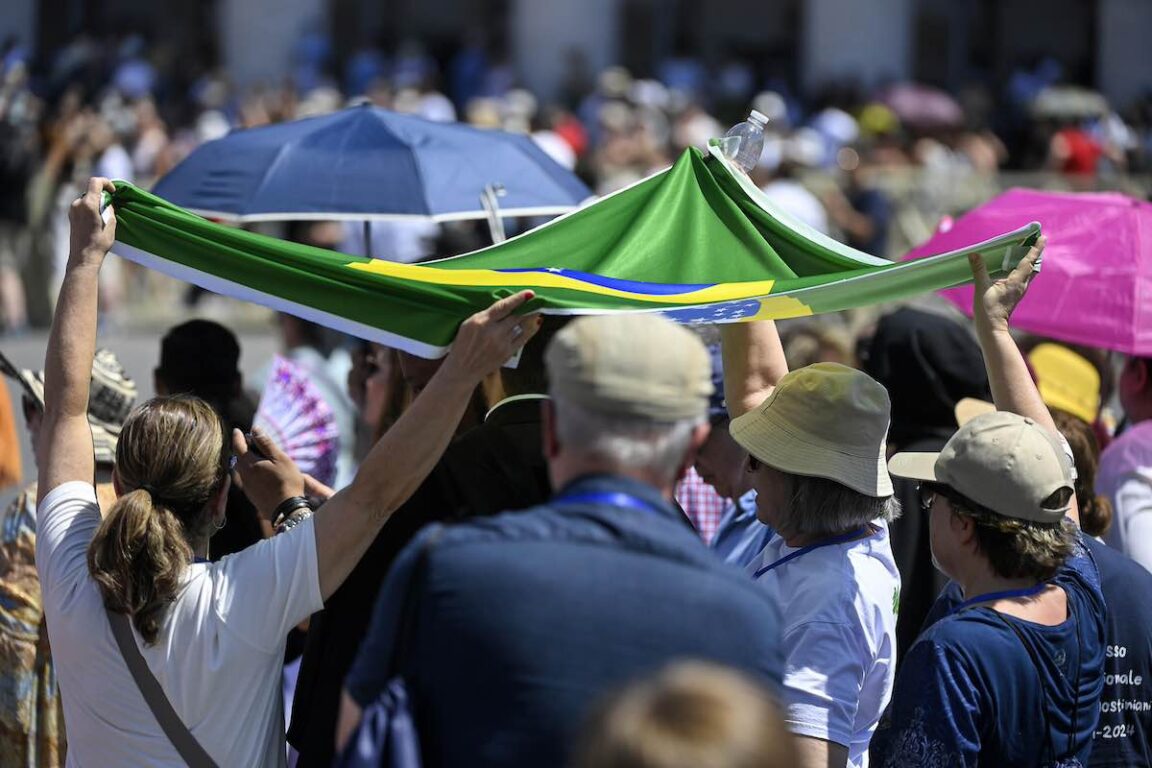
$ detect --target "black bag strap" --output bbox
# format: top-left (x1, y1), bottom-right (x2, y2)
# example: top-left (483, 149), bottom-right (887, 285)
top-left (107, 611), bottom-right (219, 768)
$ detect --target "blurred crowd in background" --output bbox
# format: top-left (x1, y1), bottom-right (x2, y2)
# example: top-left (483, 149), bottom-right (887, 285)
top-left (2, 28), bottom-right (1152, 334)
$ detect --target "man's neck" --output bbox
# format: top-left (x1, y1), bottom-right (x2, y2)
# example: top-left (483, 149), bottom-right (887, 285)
top-left (552, 460), bottom-right (675, 502)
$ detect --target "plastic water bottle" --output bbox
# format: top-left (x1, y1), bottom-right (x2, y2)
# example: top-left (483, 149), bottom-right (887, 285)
top-left (722, 109), bottom-right (769, 172)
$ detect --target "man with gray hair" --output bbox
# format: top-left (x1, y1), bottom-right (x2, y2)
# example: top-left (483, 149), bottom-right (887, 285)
top-left (336, 314), bottom-right (784, 768)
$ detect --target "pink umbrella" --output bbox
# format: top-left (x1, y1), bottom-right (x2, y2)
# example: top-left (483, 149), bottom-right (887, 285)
top-left (904, 188), bottom-right (1152, 355)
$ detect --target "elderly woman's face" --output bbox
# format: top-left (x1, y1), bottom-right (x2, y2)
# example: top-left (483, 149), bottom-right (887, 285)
top-left (747, 456), bottom-right (789, 528)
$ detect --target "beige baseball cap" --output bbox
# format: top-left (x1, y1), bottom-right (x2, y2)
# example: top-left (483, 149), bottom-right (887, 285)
top-left (888, 410), bottom-right (1074, 524)
top-left (729, 363), bottom-right (894, 497)
top-left (545, 314), bottom-right (713, 421)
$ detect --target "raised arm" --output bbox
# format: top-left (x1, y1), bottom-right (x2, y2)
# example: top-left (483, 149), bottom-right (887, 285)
top-left (969, 237), bottom-right (1080, 525)
top-left (38, 177), bottom-right (116, 497)
top-left (720, 321), bottom-right (789, 419)
top-left (235, 293), bottom-right (540, 600)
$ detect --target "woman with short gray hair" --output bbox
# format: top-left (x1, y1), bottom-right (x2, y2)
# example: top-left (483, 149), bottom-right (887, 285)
top-left (719, 325), bottom-right (901, 768)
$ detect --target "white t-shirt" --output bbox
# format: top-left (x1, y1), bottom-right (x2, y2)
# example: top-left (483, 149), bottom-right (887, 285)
top-left (747, 522), bottom-right (900, 768)
top-left (1098, 421), bottom-right (1152, 572)
top-left (36, 481), bottom-right (324, 767)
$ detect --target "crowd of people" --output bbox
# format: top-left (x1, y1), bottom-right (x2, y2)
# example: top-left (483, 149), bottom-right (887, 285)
top-left (0, 176), bottom-right (1145, 768)
top-left (1, 25), bottom-right (1152, 768)
top-left (3, 31), bottom-right (1152, 332)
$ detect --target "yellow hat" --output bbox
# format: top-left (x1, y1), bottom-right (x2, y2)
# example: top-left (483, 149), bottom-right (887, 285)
top-left (1028, 344), bottom-right (1100, 424)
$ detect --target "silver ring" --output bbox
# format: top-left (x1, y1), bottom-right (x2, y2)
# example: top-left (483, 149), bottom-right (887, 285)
top-left (511, 324), bottom-right (524, 339)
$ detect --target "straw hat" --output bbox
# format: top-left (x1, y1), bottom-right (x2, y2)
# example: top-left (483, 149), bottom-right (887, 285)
top-left (0, 348), bottom-right (137, 465)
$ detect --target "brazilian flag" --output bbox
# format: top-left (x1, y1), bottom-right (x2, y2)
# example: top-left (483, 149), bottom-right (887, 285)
top-left (110, 146), bottom-right (1038, 357)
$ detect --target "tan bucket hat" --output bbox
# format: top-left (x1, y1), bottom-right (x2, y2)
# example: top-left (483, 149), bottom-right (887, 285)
top-left (0, 348), bottom-right (137, 465)
top-left (729, 363), bottom-right (894, 497)
top-left (888, 410), bottom-right (1074, 524)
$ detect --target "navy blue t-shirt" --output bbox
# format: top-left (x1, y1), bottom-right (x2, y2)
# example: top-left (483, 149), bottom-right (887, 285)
top-left (1079, 538), bottom-right (1152, 767)
top-left (890, 537), bottom-right (1152, 767)
top-left (871, 535), bottom-right (1107, 767)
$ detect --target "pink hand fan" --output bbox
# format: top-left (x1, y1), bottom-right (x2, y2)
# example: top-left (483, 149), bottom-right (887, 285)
top-left (253, 356), bottom-right (340, 489)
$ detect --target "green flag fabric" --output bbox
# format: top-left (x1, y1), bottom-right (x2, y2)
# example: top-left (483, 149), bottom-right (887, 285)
top-left (110, 146), bottom-right (1040, 357)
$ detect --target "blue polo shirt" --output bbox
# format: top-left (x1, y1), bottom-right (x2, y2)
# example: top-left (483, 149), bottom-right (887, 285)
top-left (711, 490), bottom-right (775, 568)
top-left (345, 474), bottom-right (784, 768)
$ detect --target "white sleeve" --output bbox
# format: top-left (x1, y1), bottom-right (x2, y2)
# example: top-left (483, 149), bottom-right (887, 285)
top-left (35, 481), bottom-right (102, 614)
top-left (780, 620), bottom-right (863, 746)
top-left (1114, 473), bottom-right (1152, 573)
top-left (211, 516), bottom-right (324, 650)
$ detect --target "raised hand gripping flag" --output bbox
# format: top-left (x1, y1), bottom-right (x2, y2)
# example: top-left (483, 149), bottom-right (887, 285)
top-left (110, 146), bottom-right (1039, 357)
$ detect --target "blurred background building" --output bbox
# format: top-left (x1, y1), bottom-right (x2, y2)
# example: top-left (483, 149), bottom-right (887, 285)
top-left (2, 0), bottom-right (1150, 107)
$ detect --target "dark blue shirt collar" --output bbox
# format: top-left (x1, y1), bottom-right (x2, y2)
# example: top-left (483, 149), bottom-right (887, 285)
top-left (554, 473), bottom-right (684, 524)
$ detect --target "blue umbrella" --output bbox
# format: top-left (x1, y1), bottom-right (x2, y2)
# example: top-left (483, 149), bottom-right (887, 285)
top-left (152, 105), bottom-right (591, 226)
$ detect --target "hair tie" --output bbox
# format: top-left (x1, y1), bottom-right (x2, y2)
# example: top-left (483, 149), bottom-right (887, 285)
top-left (138, 484), bottom-right (156, 497)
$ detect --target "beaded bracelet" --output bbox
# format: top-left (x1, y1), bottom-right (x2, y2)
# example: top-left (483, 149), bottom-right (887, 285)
top-left (275, 508), bottom-right (313, 535)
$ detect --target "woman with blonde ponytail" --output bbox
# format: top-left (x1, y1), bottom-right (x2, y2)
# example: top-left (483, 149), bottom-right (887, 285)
top-left (88, 396), bottom-right (231, 644)
top-left (35, 179), bottom-right (540, 767)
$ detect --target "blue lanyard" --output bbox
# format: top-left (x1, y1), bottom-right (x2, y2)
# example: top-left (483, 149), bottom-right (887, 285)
top-left (753, 526), bottom-right (873, 579)
top-left (555, 491), bottom-right (667, 518)
top-left (954, 583), bottom-right (1047, 612)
